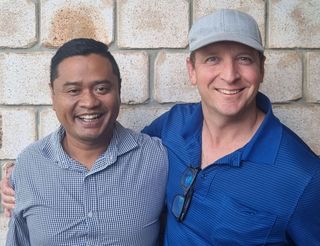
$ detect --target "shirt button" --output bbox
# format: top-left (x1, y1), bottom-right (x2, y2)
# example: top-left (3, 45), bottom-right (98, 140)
top-left (88, 211), bottom-right (93, 218)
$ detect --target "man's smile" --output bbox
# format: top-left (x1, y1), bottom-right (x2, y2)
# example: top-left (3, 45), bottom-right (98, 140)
top-left (76, 113), bottom-right (103, 122)
top-left (216, 88), bottom-right (243, 95)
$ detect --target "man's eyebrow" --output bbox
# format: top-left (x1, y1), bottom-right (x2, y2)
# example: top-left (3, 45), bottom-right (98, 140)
top-left (62, 80), bottom-right (113, 87)
top-left (62, 81), bottom-right (82, 87)
top-left (94, 80), bottom-right (113, 85)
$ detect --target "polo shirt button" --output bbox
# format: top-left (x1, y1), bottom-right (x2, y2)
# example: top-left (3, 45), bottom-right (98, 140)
top-left (201, 174), bottom-right (207, 179)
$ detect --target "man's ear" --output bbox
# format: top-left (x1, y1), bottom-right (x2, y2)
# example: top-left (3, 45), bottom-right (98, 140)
top-left (49, 83), bottom-right (54, 94)
top-left (186, 57), bottom-right (197, 86)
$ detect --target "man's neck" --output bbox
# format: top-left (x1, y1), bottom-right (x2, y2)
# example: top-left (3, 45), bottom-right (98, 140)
top-left (201, 106), bottom-right (265, 168)
top-left (62, 133), bottom-right (112, 170)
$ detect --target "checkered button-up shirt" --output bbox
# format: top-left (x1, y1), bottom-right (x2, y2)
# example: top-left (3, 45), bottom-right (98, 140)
top-left (6, 122), bottom-right (168, 246)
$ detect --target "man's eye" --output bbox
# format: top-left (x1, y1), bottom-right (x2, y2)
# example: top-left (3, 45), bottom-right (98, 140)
top-left (96, 86), bottom-right (110, 94)
top-left (67, 89), bottom-right (80, 95)
top-left (238, 56), bottom-right (253, 64)
top-left (205, 56), bottom-right (219, 64)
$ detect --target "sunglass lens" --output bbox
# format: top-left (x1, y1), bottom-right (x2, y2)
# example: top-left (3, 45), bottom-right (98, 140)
top-left (172, 195), bottom-right (185, 219)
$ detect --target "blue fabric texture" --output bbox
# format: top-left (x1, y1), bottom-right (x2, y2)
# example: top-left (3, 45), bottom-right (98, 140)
top-left (7, 122), bottom-right (168, 246)
top-left (143, 92), bottom-right (320, 246)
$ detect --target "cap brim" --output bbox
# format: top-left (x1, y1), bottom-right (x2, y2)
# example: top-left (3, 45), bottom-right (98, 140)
top-left (189, 32), bottom-right (264, 52)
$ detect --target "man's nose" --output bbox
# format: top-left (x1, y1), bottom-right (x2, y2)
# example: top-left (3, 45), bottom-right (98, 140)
top-left (79, 90), bottom-right (99, 108)
top-left (220, 60), bottom-right (240, 83)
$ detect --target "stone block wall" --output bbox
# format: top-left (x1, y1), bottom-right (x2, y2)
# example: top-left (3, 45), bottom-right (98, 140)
top-left (0, 0), bottom-right (320, 242)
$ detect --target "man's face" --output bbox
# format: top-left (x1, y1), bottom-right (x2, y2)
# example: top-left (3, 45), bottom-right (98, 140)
top-left (187, 41), bottom-right (264, 120)
top-left (51, 54), bottom-right (120, 145)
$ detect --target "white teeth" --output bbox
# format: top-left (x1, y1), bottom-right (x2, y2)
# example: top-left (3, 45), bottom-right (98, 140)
top-left (78, 114), bottom-right (100, 121)
top-left (218, 89), bottom-right (241, 95)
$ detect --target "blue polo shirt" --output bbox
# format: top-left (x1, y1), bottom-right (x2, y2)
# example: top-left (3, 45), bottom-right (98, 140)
top-left (143, 92), bottom-right (320, 245)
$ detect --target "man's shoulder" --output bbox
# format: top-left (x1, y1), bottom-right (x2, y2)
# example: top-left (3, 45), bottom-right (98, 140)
top-left (122, 125), bottom-right (165, 151)
top-left (116, 122), bottom-right (165, 149)
top-left (158, 102), bottom-right (201, 127)
top-left (168, 102), bottom-right (200, 116)
top-left (278, 124), bottom-right (320, 170)
top-left (116, 124), bottom-right (168, 172)
top-left (16, 131), bottom-right (56, 161)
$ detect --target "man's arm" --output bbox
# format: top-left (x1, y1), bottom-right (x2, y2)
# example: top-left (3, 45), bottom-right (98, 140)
top-left (6, 214), bottom-right (31, 246)
top-left (287, 168), bottom-right (320, 245)
top-left (3, 162), bottom-right (31, 246)
top-left (0, 162), bottom-right (15, 217)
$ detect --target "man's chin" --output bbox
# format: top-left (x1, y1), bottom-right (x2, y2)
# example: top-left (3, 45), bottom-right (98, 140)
top-left (72, 130), bottom-right (104, 143)
top-left (79, 134), bottom-right (104, 142)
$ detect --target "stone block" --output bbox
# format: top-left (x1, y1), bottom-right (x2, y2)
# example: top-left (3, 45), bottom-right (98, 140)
top-left (154, 51), bottom-right (200, 103)
top-left (0, 52), bottom-right (53, 105)
top-left (0, 0), bottom-right (36, 48)
top-left (41, 0), bottom-right (114, 47)
top-left (0, 108), bottom-right (36, 159)
top-left (118, 105), bottom-right (171, 132)
top-left (305, 52), bottom-right (320, 102)
top-left (113, 52), bottom-right (149, 104)
top-left (261, 51), bottom-right (302, 102)
top-left (193, 0), bottom-right (265, 45)
top-left (269, 0), bottom-right (320, 48)
top-left (117, 0), bottom-right (189, 48)
top-left (274, 104), bottom-right (320, 154)
top-left (0, 115), bottom-right (2, 149)
top-left (39, 108), bottom-right (60, 139)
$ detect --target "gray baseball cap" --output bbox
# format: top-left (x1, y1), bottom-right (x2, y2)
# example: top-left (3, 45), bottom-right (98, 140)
top-left (189, 9), bottom-right (263, 53)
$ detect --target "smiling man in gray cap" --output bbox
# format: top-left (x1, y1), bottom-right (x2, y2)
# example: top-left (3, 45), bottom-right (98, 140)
top-left (143, 8), bottom-right (320, 245)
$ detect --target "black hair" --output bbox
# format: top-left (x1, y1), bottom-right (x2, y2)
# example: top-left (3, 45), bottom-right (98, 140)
top-left (50, 38), bottom-right (121, 91)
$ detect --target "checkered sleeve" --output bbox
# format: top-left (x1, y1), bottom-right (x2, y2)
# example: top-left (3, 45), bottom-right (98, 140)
top-left (6, 214), bottom-right (31, 246)
top-left (6, 162), bottom-right (30, 246)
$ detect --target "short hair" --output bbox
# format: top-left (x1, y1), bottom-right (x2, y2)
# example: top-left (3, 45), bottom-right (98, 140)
top-left (50, 38), bottom-right (121, 90)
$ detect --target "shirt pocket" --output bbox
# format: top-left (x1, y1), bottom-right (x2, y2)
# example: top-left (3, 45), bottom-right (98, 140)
top-left (211, 196), bottom-right (276, 246)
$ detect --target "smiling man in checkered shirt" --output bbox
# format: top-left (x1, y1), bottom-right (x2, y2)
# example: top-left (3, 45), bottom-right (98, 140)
top-left (3, 38), bottom-right (168, 246)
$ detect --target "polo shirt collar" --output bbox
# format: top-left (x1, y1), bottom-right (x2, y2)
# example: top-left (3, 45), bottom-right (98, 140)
top-left (181, 93), bottom-right (282, 167)
top-left (241, 92), bottom-right (282, 165)
top-left (181, 103), bottom-right (203, 142)
top-left (180, 103), bottom-right (203, 168)
top-left (218, 92), bottom-right (282, 167)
